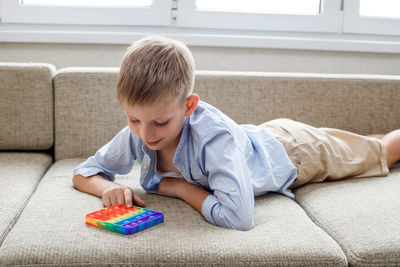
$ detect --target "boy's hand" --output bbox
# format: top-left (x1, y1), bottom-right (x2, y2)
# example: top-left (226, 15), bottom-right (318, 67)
top-left (102, 184), bottom-right (146, 208)
top-left (158, 177), bottom-right (187, 198)
top-left (158, 177), bottom-right (211, 214)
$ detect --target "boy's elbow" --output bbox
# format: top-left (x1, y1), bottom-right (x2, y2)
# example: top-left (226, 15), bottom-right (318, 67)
top-left (72, 174), bottom-right (85, 189)
top-left (216, 207), bottom-right (254, 231)
top-left (72, 175), bottom-right (79, 188)
top-left (231, 216), bottom-right (254, 231)
top-left (228, 203), bottom-right (255, 231)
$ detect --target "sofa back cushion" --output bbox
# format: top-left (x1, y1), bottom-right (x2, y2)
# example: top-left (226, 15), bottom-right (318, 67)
top-left (196, 72), bottom-right (400, 133)
top-left (54, 68), bottom-right (123, 161)
top-left (54, 68), bottom-right (400, 160)
top-left (0, 63), bottom-right (55, 150)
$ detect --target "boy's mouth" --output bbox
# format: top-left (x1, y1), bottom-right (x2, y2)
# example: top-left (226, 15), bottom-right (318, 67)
top-left (146, 139), bottom-right (161, 146)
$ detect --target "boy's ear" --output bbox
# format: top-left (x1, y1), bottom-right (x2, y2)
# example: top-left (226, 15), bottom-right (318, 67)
top-left (185, 94), bottom-right (199, 116)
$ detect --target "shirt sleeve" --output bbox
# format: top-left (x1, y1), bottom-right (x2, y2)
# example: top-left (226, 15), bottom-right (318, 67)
top-left (73, 126), bottom-right (137, 181)
top-left (201, 131), bottom-right (255, 231)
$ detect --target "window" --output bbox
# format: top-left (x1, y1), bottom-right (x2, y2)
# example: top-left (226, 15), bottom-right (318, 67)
top-left (0, 0), bottom-right (399, 51)
top-left (343, 0), bottom-right (400, 35)
top-left (177, 0), bottom-right (342, 33)
top-left (195, 0), bottom-right (321, 15)
top-left (359, 0), bottom-right (400, 17)
top-left (2, 0), bottom-right (399, 35)
top-left (1, 0), bottom-right (171, 26)
top-left (21, 0), bottom-right (152, 7)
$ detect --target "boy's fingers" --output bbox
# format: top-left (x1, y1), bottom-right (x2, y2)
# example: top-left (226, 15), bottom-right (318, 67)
top-left (117, 193), bottom-right (125, 205)
top-left (103, 196), bottom-right (111, 207)
top-left (110, 194), bottom-right (119, 206)
top-left (134, 194), bottom-right (146, 207)
top-left (124, 188), bottom-right (133, 207)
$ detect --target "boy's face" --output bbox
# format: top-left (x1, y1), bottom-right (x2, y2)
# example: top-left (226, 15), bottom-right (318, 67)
top-left (123, 95), bottom-right (196, 151)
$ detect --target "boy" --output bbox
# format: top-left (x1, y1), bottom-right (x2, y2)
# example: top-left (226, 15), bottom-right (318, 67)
top-left (73, 35), bottom-right (400, 231)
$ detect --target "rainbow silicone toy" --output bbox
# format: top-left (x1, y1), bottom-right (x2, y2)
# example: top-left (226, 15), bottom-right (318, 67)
top-left (85, 204), bottom-right (164, 235)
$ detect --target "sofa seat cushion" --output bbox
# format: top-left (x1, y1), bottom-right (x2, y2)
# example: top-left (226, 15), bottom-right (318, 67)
top-left (294, 165), bottom-right (400, 266)
top-left (0, 159), bottom-right (346, 266)
top-left (0, 152), bottom-right (52, 246)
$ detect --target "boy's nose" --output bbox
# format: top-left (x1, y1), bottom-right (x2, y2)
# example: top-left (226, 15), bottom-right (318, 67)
top-left (140, 124), bottom-right (156, 141)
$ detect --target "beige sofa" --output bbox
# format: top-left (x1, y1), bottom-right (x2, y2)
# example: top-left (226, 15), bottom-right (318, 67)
top-left (0, 62), bottom-right (399, 266)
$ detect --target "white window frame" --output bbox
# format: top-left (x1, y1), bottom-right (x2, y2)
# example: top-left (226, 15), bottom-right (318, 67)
top-left (0, 0), bottom-right (171, 26)
top-left (342, 0), bottom-right (400, 36)
top-left (0, 0), bottom-right (399, 54)
top-left (177, 0), bottom-right (342, 33)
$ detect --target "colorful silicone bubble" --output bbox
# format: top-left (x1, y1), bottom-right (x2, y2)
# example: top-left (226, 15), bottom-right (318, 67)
top-left (85, 204), bottom-right (164, 235)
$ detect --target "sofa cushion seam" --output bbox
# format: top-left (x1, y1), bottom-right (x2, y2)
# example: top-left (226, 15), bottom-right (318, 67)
top-left (6, 258), bottom-right (348, 266)
top-left (296, 197), bottom-right (398, 266)
top-left (0, 174), bottom-right (46, 247)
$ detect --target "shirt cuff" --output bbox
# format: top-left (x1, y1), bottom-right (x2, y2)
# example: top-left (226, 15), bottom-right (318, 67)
top-left (201, 194), bottom-right (220, 225)
top-left (278, 168), bottom-right (297, 199)
top-left (73, 167), bottom-right (115, 181)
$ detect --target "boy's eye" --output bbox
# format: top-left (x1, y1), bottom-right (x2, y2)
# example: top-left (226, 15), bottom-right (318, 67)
top-left (154, 120), bottom-right (168, 127)
top-left (129, 118), bottom-right (168, 127)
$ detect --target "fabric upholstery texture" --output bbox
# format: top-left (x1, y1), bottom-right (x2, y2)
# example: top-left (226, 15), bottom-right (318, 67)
top-left (195, 72), bottom-right (400, 134)
top-left (3, 65), bottom-right (400, 266)
top-left (0, 63), bottom-right (55, 150)
top-left (0, 159), bottom-right (347, 266)
top-left (54, 68), bottom-right (125, 161)
top-left (0, 152), bottom-right (52, 247)
top-left (54, 69), bottom-right (400, 161)
top-left (294, 165), bottom-right (400, 266)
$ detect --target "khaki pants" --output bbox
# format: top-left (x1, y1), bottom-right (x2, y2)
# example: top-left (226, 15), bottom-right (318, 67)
top-left (260, 119), bottom-right (389, 189)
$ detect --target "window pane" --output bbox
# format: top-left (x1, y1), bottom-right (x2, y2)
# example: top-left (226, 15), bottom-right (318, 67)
top-left (359, 0), bottom-right (400, 18)
top-left (196, 0), bottom-right (321, 15)
top-left (21, 0), bottom-right (152, 7)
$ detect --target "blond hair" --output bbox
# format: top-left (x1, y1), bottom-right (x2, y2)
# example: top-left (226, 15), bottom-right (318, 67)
top-left (117, 35), bottom-right (195, 106)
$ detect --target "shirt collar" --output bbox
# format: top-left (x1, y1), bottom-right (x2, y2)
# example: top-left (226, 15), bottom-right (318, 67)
top-left (141, 140), bottom-right (151, 155)
top-left (173, 116), bottom-right (190, 166)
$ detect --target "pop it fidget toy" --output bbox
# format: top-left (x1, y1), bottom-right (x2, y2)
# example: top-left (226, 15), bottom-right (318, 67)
top-left (85, 204), bottom-right (164, 235)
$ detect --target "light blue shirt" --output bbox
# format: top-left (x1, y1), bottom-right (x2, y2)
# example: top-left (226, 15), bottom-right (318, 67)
top-left (74, 101), bottom-right (297, 230)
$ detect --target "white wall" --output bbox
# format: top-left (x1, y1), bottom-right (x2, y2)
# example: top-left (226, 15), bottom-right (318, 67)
top-left (1, 42), bottom-right (400, 75)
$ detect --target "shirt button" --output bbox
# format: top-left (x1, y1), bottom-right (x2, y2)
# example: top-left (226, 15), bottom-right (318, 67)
top-left (111, 149), bottom-right (115, 154)
top-left (230, 187), bottom-right (236, 192)
top-left (143, 165), bottom-right (148, 170)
